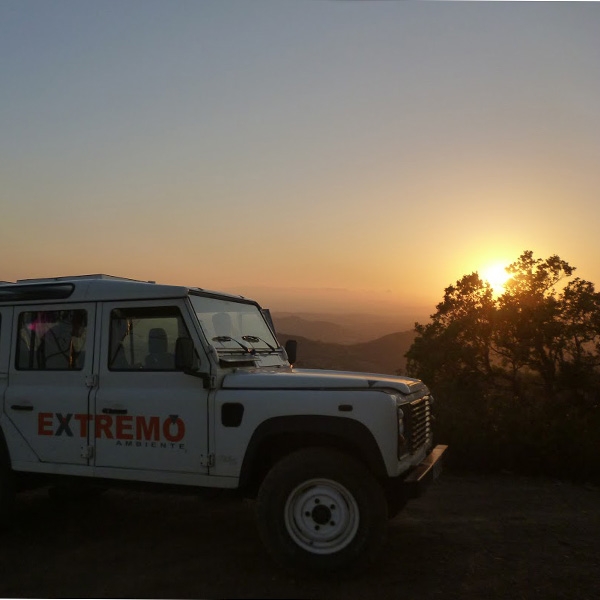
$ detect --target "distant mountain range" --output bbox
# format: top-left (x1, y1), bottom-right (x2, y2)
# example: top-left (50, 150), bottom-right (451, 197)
top-left (272, 312), bottom-right (419, 345)
top-left (276, 330), bottom-right (416, 376)
top-left (270, 313), bottom-right (418, 375)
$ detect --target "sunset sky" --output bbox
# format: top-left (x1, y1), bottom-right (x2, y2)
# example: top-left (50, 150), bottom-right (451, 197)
top-left (2, 1), bottom-right (599, 319)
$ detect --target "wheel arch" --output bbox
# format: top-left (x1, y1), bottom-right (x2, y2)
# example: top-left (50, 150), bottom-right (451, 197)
top-left (238, 415), bottom-right (387, 494)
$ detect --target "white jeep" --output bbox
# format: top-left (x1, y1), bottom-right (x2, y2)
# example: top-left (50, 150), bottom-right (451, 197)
top-left (0, 274), bottom-right (445, 571)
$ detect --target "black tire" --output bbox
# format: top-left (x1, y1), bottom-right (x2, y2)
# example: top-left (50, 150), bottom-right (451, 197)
top-left (256, 447), bottom-right (388, 573)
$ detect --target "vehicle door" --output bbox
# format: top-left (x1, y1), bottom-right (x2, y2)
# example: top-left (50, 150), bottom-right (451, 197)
top-left (93, 300), bottom-right (209, 474)
top-left (5, 304), bottom-right (96, 465)
top-left (0, 307), bottom-right (13, 416)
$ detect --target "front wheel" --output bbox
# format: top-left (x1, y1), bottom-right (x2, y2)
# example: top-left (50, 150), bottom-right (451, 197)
top-left (256, 448), bottom-right (388, 572)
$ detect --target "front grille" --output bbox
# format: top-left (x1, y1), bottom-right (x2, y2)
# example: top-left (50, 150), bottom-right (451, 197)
top-left (405, 395), bottom-right (433, 454)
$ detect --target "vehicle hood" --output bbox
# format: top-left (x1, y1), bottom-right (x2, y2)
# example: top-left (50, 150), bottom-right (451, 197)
top-left (221, 368), bottom-right (427, 396)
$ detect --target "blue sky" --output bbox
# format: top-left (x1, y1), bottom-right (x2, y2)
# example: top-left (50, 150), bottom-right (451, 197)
top-left (2, 1), bottom-right (599, 317)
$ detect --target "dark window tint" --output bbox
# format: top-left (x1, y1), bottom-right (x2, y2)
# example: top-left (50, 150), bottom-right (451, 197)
top-left (108, 306), bottom-right (192, 371)
top-left (16, 310), bottom-right (87, 370)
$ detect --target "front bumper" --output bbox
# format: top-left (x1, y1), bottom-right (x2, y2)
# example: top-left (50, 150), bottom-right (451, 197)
top-left (402, 444), bottom-right (447, 499)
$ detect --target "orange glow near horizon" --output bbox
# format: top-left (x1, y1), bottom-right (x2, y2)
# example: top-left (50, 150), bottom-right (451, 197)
top-left (2, 4), bottom-right (600, 322)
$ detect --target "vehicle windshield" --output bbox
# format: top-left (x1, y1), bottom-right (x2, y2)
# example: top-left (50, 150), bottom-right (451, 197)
top-left (189, 294), bottom-right (279, 353)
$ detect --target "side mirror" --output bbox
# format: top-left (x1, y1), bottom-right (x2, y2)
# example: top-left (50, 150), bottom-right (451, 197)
top-left (175, 337), bottom-right (195, 370)
top-left (284, 339), bottom-right (297, 365)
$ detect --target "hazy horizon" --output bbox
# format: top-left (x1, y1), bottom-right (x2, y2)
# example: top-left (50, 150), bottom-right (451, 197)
top-left (2, 1), bottom-right (599, 314)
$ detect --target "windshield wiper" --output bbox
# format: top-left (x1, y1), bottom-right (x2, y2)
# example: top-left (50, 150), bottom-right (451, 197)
top-left (212, 336), bottom-right (255, 354)
top-left (241, 335), bottom-right (277, 352)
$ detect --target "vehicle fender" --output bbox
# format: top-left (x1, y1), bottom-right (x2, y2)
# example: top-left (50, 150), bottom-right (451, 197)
top-left (238, 415), bottom-right (387, 489)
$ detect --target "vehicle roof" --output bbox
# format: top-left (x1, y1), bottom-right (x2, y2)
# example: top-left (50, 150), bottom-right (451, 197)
top-left (0, 274), bottom-right (250, 305)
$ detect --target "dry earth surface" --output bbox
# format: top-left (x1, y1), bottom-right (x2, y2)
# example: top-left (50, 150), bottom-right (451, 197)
top-left (1, 473), bottom-right (599, 599)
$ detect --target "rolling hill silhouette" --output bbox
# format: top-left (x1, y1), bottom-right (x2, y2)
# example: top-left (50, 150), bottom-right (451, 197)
top-left (272, 313), bottom-right (420, 344)
top-left (277, 330), bottom-right (416, 376)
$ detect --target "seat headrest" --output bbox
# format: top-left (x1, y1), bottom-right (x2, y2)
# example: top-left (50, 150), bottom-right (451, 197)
top-left (148, 327), bottom-right (168, 354)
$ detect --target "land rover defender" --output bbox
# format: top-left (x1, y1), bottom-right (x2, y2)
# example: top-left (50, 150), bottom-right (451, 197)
top-left (0, 275), bottom-right (446, 571)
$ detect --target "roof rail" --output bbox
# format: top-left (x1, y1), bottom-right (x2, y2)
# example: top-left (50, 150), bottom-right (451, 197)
top-left (16, 274), bottom-right (151, 284)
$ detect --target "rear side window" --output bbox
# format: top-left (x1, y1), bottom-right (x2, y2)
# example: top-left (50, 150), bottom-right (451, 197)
top-left (108, 306), bottom-right (192, 371)
top-left (16, 310), bottom-right (88, 370)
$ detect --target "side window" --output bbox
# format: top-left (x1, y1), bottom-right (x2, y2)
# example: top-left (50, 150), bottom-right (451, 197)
top-left (108, 306), bottom-right (192, 371)
top-left (16, 310), bottom-right (87, 370)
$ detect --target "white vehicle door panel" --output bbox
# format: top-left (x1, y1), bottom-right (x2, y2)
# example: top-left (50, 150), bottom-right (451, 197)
top-left (93, 300), bottom-right (209, 474)
top-left (4, 303), bottom-right (96, 465)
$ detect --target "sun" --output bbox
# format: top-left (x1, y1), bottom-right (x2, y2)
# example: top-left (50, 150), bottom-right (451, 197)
top-left (481, 262), bottom-right (512, 294)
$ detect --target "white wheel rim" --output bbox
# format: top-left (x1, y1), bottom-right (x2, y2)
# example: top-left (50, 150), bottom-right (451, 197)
top-left (284, 478), bottom-right (360, 555)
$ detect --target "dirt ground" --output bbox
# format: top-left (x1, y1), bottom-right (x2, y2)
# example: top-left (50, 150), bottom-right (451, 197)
top-left (1, 472), bottom-right (599, 599)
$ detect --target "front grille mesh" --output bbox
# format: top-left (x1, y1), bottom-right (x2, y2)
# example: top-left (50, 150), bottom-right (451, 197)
top-left (405, 395), bottom-right (433, 454)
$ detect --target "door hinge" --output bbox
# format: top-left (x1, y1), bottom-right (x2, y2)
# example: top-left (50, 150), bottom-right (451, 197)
top-left (200, 453), bottom-right (215, 468)
top-left (85, 374), bottom-right (98, 388)
top-left (81, 446), bottom-right (94, 459)
top-left (201, 374), bottom-right (217, 389)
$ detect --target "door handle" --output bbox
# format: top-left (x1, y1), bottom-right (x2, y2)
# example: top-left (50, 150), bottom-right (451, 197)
top-left (11, 404), bottom-right (34, 412)
top-left (102, 408), bottom-right (128, 415)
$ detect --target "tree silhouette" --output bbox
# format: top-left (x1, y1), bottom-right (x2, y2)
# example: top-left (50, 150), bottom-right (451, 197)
top-left (406, 251), bottom-right (600, 480)
top-left (407, 250), bottom-right (600, 399)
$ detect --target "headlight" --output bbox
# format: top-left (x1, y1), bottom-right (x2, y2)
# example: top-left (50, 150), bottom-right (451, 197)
top-left (397, 406), bottom-right (405, 435)
top-left (397, 405), bottom-right (407, 459)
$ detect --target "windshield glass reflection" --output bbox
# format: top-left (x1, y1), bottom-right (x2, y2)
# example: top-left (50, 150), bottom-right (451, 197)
top-left (189, 295), bottom-right (278, 353)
